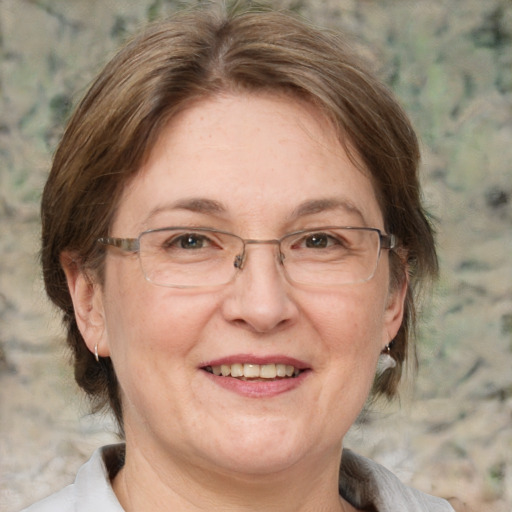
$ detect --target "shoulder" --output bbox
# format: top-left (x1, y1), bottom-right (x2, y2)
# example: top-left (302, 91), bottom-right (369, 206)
top-left (20, 484), bottom-right (75, 512)
top-left (20, 444), bottom-right (125, 512)
top-left (339, 449), bottom-right (455, 512)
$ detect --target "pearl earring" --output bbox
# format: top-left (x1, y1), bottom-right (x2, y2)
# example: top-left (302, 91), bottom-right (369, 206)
top-left (377, 344), bottom-right (396, 374)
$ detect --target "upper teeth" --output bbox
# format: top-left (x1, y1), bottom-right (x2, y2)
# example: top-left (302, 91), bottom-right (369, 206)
top-left (209, 363), bottom-right (298, 379)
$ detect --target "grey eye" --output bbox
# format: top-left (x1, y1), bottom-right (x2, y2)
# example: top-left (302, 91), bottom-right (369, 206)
top-left (165, 233), bottom-right (210, 250)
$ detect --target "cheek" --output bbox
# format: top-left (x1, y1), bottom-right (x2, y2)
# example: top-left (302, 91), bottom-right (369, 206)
top-left (297, 288), bottom-right (388, 436)
top-left (102, 258), bottom-right (222, 362)
top-left (302, 284), bottom-right (389, 373)
top-left (310, 287), bottom-right (387, 340)
top-left (100, 261), bottom-right (166, 353)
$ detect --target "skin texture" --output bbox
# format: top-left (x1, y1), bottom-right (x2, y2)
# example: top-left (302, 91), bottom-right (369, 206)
top-left (63, 93), bottom-right (406, 512)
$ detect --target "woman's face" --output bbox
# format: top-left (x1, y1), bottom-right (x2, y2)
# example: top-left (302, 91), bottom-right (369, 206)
top-left (80, 93), bottom-right (405, 476)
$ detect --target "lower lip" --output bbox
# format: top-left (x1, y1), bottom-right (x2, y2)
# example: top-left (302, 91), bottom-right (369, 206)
top-left (202, 370), bottom-right (309, 398)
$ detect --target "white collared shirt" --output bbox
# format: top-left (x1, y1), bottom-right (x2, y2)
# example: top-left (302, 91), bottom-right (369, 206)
top-left (21, 444), bottom-right (454, 511)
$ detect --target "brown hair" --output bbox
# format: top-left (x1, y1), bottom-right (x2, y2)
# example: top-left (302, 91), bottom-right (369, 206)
top-left (41, 3), bottom-right (438, 434)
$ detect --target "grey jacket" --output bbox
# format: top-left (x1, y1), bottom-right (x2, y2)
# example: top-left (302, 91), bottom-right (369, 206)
top-left (22, 444), bottom-right (454, 511)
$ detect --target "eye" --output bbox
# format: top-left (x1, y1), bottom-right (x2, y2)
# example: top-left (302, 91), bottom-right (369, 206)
top-left (302, 232), bottom-right (343, 249)
top-left (164, 232), bottom-right (213, 250)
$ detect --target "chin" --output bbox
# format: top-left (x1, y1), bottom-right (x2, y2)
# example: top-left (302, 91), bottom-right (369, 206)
top-left (200, 419), bottom-right (326, 476)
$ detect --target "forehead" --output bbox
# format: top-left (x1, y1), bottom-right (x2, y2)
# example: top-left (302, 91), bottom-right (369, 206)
top-left (113, 93), bottom-right (383, 234)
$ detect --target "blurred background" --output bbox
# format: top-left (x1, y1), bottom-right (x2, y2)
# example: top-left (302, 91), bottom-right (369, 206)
top-left (0, 1), bottom-right (511, 511)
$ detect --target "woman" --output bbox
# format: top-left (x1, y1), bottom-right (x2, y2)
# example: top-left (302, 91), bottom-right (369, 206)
top-left (25, 4), bottom-right (452, 511)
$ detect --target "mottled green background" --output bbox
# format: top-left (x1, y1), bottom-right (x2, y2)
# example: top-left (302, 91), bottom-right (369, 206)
top-left (1, 1), bottom-right (511, 511)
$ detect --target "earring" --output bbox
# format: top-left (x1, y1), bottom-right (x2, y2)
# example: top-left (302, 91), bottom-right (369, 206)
top-left (377, 344), bottom-right (396, 374)
top-left (94, 343), bottom-right (99, 363)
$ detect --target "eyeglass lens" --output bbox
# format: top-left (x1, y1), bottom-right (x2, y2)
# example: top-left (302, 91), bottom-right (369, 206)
top-left (137, 227), bottom-right (383, 288)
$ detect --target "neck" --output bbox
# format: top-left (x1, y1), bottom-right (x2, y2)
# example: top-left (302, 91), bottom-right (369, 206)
top-left (112, 440), bottom-right (353, 512)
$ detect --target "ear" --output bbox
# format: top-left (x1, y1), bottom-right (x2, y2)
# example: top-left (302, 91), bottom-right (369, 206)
top-left (60, 251), bottom-right (110, 359)
top-left (382, 275), bottom-right (408, 347)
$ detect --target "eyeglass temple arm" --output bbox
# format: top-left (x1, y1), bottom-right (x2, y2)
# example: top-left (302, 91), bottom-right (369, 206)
top-left (97, 237), bottom-right (139, 252)
top-left (380, 233), bottom-right (398, 250)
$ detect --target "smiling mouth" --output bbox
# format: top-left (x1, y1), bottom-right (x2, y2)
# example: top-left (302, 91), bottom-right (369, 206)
top-left (203, 363), bottom-right (303, 380)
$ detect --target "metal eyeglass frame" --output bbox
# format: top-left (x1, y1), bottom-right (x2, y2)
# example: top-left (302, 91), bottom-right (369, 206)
top-left (97, 226), bottom-right (398, 287)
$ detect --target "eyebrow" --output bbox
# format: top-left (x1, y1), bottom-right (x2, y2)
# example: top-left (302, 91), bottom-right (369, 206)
top-left (143, 198), bottom-right (227, 224)
top-left (143, 197), bottom-right (367, 225)
top-left (290, 198), bottom-right (367, 224)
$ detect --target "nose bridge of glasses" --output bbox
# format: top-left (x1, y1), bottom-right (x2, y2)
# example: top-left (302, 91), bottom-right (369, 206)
top-left (234, 238), bottom-right (283, 270)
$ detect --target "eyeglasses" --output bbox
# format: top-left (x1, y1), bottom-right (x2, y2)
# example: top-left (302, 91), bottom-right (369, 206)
top-left (97, 226), bottom-right (397, 288)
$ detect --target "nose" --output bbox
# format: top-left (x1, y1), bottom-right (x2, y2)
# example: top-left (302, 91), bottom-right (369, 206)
top-left (221, 243), bottom-right (298, 333)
